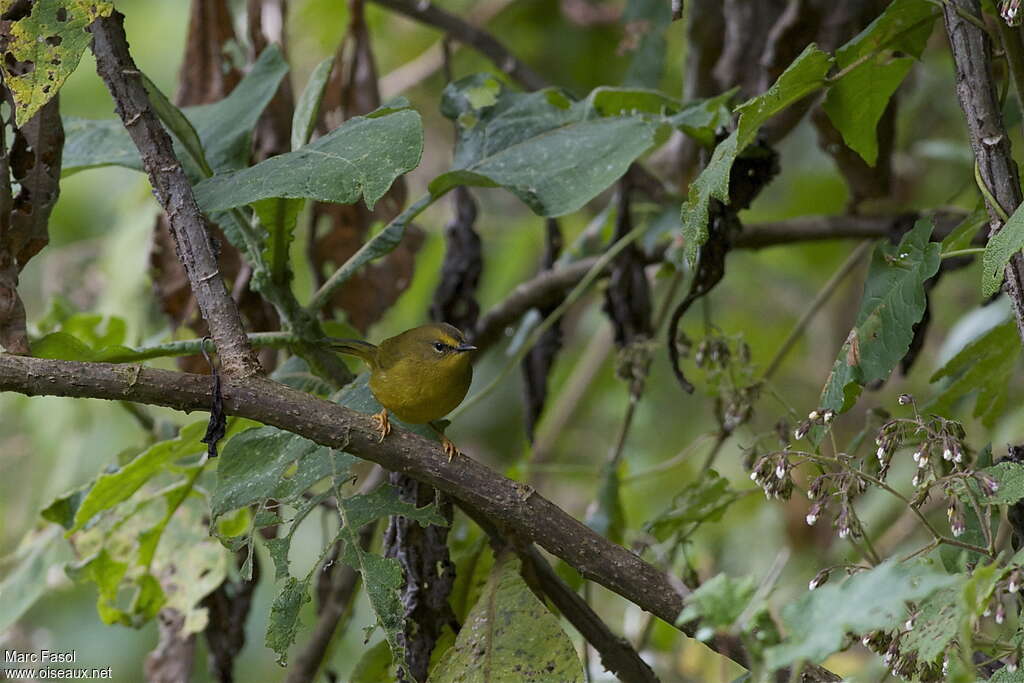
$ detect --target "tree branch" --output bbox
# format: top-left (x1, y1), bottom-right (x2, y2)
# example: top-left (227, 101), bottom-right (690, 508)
top-left (472, 211), bottom-right (964, 352)
top-left (366, 0), bottom-right (548, 90)
top-left (943, 0), bottom-right (1024, 344)
top-left (89, 12), bottom-right (261, 378)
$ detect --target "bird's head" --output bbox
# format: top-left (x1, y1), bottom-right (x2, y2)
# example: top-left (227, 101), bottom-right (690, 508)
top-left (396, 323), bottom-right (477, 370)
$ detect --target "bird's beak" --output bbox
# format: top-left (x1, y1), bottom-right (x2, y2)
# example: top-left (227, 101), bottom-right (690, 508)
top-left (456, 343), bottom-right (478, 353)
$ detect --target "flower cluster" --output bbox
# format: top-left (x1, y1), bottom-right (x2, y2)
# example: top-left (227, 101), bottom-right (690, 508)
top-left (805, 468), bottom-right (867, 540)
top-left (749, 451), bottom-right (793, 500)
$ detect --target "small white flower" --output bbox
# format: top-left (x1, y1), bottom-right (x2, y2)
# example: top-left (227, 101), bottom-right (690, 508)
top-left (912, 475), bottom-right (920, 487)
top-left (1010, 579), bottom-right (1019, 593)
top-left (905, 618), bottom-right (914, 631)
top-left (983, 608), bottom-right (991, 617)
top-left (954, 451), bottom-right (963, 463)
top-left (912, 450), bottom-right (921, 463)
top-left (1008, 662), bottom-right (1018, 673)
top-left (861, 635), bottom-right (872, 647)
top-left (750, 471), bottom-right (758, 481)
top-left (823, 410), bottom-right (834, 424)
top-left (808, 410), bottom-right (819, 421)
top-left (838, 527), bottom-right (849, 539)
top-left (806, 513), bottom-right (817, 526)
top-left (996, 609), bottom-right (1004, 624)
top-left (775, 464), bottom-right (786, 479)
top-left (876, 446), bottom-right (886, 461)
top-left (809, 578), bottom-right (818, 590)
top-left (807, 489), bottom-right (815, 500)
top-left (943, 448), bottom-right (953, 461)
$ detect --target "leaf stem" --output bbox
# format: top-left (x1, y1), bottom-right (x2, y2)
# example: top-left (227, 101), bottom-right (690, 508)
top-left (941, 247), bottom-right (985, 259)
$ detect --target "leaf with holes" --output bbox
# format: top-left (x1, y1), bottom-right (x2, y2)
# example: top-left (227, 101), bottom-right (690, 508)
top-left (1, 0), bottom-right (114, 126)
top-left (430, 553), bottom-right (585, 682)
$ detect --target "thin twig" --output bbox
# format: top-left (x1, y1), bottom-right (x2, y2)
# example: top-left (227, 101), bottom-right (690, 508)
top-left (763, 241), bottom-right (872, 381)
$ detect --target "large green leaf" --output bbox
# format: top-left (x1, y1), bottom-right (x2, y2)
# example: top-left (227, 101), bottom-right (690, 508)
top-left (764, 560), bottom-right (955, 670)
top-left (194, 103), bottom-right (423, 213)
top-left (983, 203), bottom-right (1024, 297)
top-left (431, 74), bottom-right (668, 217)
top-left (1, 0), bottom-right (113, 126)
top-left (681, 44), bottom-right (833, 263)
top-left (899, 586), bottom-right (964, 666)
top-left (676, 573), bottom-right (757, 636)
top-left (430, 553), bottom-right (585, 683)
top-left (818, 218), bottom-right (941, 419)
top-left (822, 0), bottom-right (937, 165)
top-left (927, 319), bottom-right (1021, 428)
top-left (61, 45), bottom-right (289, 175)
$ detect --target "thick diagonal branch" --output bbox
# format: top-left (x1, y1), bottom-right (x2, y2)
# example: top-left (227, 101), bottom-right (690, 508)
top-left (943, 0), bottom-right (1024, 344)
top-left (89, 12), bottom-right (261, 378)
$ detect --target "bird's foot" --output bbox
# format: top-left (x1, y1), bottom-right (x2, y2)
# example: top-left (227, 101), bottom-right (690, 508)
top-left (372, 408), bottom-right (391, 442)
top-left (442, 436), bottom-right (459, 462)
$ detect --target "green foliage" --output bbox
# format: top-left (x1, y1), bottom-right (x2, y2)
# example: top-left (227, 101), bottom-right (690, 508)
top-left (620, 0), bottom-right (671, 88)
top-left (194, 101), bottom-right (423, 212)
top-left (818, 219), bottom-right (941, 421)
top-left (0, 0), bottom-right (113, 126)
top-left (928, 319), bottom-right (1021, 428)
top-left (432, 74), bottom-right (670, 217)
top-left (430, 553), bottom-right (585, 683)
top-left (681, 44), bottom-right (833, 263)
top-left (645, 469), bottom-right (743, 541)
top-left (983, 202), bottom-right (1024, 297)
top-left (978, 461), bottom-right (1024, 504)
top-left (942, 205), bottom-right (988, 254)
top-left (62, 45), bottom-right (289, 175)
top-left (823, 0), bottom-right (937, 165)
top-left (900, 586), bottom-right (963, 665)
top-left (0, 528), bottom-right (65, 632)
top-left (764, 561), bottom-right (954, 670)
top-left (676, 573), bottom-right (756, 637)
top-left (291, 55), bottom-right (335, 151)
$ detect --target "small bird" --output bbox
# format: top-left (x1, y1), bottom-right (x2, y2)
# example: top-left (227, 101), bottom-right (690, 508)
top-left (328, 323), bottom-right (476, 461)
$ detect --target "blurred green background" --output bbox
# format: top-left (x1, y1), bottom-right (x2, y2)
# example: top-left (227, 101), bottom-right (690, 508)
top-left (2, 1), bottom-right (1020, 681)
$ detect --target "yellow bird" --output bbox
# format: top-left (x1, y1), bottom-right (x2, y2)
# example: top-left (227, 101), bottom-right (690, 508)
top-left (328, 323), bottom-right (476, 461)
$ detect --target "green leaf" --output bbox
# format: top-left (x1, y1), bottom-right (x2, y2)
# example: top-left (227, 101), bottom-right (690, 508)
top-left (193, 104), bottom-right (423, 213)
top-left (668, 89), bottom-right (738, 146)
top-left (430, 553), bottom-right (585, 683)
top-left (62, 45), bottom-right (289, 175)
top-left (292, 56), bottom-right (335, 151)
top-left (983, 202), bottom-right (1024, 297)
top-left (68, 422), bottom-right (208, 533)
top-left (822, 0), bottom-right (937, 165)
top-left (977, 461), bottom-right (1024, 504)
top-left (927, 319), bottom-right (1020, 428)
top-left (585, 463), bottom-right (626, 543)
top-left (41, 483), bottom-right (92, 529)
top-left (350, 640), bottom-right (394, 683)
top-left (676, 573), bottom-right (756, 635)
top-left (764, 560), bottom-right (955, 670)
top-left (140, 72), bottom-right (213, 177)
top-left (212, 426), bottom-right (343, 519)
top-left (254, 197), bottom-right (305, 288)
top-left (818, 218), bottom-right (941, 420)
top-left (61, 118), bottom-right (140, 174)
top-left (0, 528), bottom-right (65, 632)
top-left (266, 575), bottom-right (312, 662)
top-left (899, 586), bottom-right (964, 665)
top-left (1, 0), bottom-right (114, 126)
top-left (645, 469), bottom-right (742, 541)
top-left (681, 44), bottom-right (833, 263)
top-left (584, 87), bottom-right (681, 118)
top-left (432, 74), bottom-right (667, 217)
top-left (942, 204), bottom-right (988, 254)
top-left (65, 548), bottom-right (130, 626)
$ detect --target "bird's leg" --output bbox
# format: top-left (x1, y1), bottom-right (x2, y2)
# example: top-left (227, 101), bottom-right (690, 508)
top-left (428, 421), bottom-right (459, 462)
top-left (371, 408), bottom-right (391, 442)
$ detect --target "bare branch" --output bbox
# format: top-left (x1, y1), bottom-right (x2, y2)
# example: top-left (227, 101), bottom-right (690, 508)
top-left (89, 12), bottom-right (261, 378)
top-left (366, 0), bottom-right (548, 90)
top-left (943, 0), bottom-right (1024, 344)
top-left (473, 212), bottom-right (965, 353)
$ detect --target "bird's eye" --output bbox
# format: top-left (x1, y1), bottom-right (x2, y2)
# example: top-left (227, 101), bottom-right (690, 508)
top-left (433, 342), bottom-right (446, 353)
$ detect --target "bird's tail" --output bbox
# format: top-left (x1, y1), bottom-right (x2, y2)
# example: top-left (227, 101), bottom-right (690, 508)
top-left (325, 338), bottom-right (378, 365)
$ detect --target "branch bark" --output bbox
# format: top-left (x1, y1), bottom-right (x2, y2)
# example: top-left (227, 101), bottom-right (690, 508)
top-left (89, 12), bottom-right (261, 378)
top-left (943, 0), bottom-right (1024, 344)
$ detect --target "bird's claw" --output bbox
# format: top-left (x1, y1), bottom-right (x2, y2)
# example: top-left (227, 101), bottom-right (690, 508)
top-left (442, 437), bottom-right (458, 462)
top-left (372, 408), bottom-right (391, 442)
